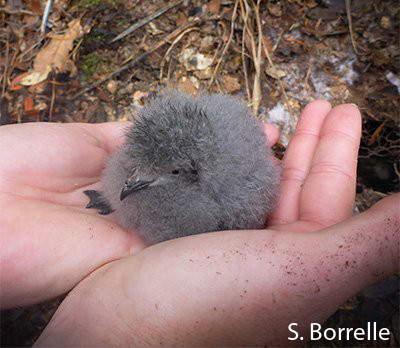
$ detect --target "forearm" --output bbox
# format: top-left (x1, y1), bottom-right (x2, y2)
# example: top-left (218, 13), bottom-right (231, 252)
top-left (35, 195), bottom-right (399, 347)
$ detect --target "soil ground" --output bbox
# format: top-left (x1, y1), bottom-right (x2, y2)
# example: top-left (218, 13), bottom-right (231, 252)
top-left (1, 0), bottom-right (399, 346)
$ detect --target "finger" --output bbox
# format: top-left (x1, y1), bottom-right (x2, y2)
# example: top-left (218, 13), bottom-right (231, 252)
top-left (0, 122), bottom-right (130, 205)
top-left (0, 193), bottom-right (146, 309)
top-left (262, 123), bottom-right (280, 147)
top-left (0, 123), bottom-right (109, 192)
top-left (299, 104), bottom-right (362, 226)
top-left (80, 122), bottom-right (130, 154)
top-left (270, 100), bottom-right (332, 225)
top-left (36, 196), bottom-right (399, 346)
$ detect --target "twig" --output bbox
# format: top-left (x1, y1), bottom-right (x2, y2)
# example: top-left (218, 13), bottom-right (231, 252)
top-left (0, 7), bottom-right (36, 15)
top-left (159, 27), bottom-right (200, 82)
top-left (254, 0), bottom-right (295, 130)
top-left (1, 31), bottom-right (9, 98)
top-left (208, 0), bottom-right (239, 89)
top-left (394, 162), bottom-right (400, 178)
top-left (41, 0), bottom-right (53, 33)
top-left (241, 18), bottom-right (251, 103)
top-left (110, 0), bottom-right (184, 44)
top-left (71, 37), bottom-right (85, 61)
top-left (17, 38), bottom-right (44, 62)
top-left (303, 55), bottom-right (313, 92)
top-left (345, 0), bottom-right (360, 56)
top-left (239, 0), bottom-right (262, 115)
top-left (252, 1), bottom-right (262, 116)
top-left (272, 29), bottom-right (284, 52)
top-left (49, 80), bottom-right (56, 121)
top-left (367, 121), bottom-right (386, 146)
top-left (70, 17), bottom-right (205, 100)
top-left (8, 47), bottom-right (20, 84)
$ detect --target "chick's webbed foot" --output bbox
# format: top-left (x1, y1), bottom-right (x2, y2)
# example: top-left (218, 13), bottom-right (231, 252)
top-left (83, 190), bottom-right (114, 215)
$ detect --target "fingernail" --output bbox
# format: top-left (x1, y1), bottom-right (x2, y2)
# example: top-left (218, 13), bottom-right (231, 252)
top-left (349, 103), bottom-right (359, 109)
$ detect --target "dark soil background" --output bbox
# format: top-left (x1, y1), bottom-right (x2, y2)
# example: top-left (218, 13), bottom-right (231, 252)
top-left (1, 0), bottom-right (399, 346)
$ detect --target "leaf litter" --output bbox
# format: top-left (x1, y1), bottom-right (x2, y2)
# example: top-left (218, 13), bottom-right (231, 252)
top-left (0, 0), bottom-right (399, 346)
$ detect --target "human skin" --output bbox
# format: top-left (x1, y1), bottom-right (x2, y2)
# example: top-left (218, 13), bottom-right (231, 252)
top-left (35, 195), bottom-right (399, 347)
top-left (0, 114), bottom-right (277, 308)
top-left (0, 101), bottom-right (398, 346)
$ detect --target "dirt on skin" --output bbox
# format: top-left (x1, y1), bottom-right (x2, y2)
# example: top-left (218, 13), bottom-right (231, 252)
top-left (0, 0), bottom-right (398, 346)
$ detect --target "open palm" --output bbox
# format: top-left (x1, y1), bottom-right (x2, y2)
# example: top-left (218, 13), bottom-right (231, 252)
top-left (269, 100), bottom-right (360, 231)
top-left (1, 100), bottom-right (360, 310)
top-left (33, 102), bottom-right (399, 347)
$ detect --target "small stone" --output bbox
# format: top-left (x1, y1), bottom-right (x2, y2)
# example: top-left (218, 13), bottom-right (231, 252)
top-left (380, 16), bottom-right (391, 29)
top-left (106, 80), bottom-right (118, 94)
top-left (193, 67), bottom-right (213, 80)
top-left (133, 91), bottom-right (149, 106)
top-left (267, 3), bottom-right (282, 17)
top-left (180, 48), bottom-right (213, 71)
top-left (200, 36), bottom-right (215, 52)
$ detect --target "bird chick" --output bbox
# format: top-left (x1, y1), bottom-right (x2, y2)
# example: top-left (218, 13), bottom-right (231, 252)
top-left (84, 91), bottom-right (280, 244)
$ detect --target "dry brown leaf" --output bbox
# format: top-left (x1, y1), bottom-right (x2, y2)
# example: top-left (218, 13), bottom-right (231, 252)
top-left (208, 0), bottom-right (221, 15)
top-left (20, 70), bottom-right (50, 85)
top-left (265, 65), bottom-right (286, 79)
top-left (222, 75), bottom-right (241, 93)
top-left (35, 19), bottom-right (83, 73)
top-left (25, 0), bottom-right (42, 15)
top-left (24, 96), bottom-right (34, 113)
top-left (175, 11), bottom-right (187, 26)
top-left (178, 77), bottom-right (197, 95)
top-left (262, 35), bottom-right (273, 54)
top-left (21, 19), bottom-right (85, 86)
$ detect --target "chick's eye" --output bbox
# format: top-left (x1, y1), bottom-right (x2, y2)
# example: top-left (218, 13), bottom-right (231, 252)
top-left (171, 169), bottom-right (181, 175)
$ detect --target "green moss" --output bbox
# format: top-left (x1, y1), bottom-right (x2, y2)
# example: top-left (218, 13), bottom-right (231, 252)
top-left (77, 0), bottom-right (101, 9)
top-left (79, 52), bottom-right (117, 84)
top-left (74, 0), bottom-right (122, 9)
top-left (84, 30), bottom-right (103, 44)
top-left (79, 53), bottom-right (102, 82)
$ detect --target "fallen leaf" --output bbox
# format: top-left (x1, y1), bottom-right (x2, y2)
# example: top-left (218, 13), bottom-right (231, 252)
top-left (24, 96), bottom-right (34, 113)
top-left (20, 68), bottom-right (51, 86)
top-left (262, 35), bottom-right (273, 54)
top-left (222, 75), bottom-right (241, 93)
top-left (175, 11), bottom-right (187, 26)
top-left (193, 67), bottom-right (213, 80)
top-left (265, 65), bottom-right (286, 79)
top-left (26, 0), bottom-right (43, 15)
top-left (23, 15), bottom-right (38, 26)
top-left (208, 0), bottom-right (221, 15)
top-left (178, 76), bottom-right (197, 95)
top-left (9, 73), bottom-right (29, 90)
top-left (35, 19), bottom-right (83, 73)
top-left (21, 19), bottom-right (85, 86)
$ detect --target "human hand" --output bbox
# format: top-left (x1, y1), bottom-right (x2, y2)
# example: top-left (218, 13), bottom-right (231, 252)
top-left (0, 119), bottom-right (279, 309)
top-left (35, 101), bottom-right (400, 346)
top-left (269, 101), bottom-right (360, 232)
top-left (0, 122), bottom-right (149, 308)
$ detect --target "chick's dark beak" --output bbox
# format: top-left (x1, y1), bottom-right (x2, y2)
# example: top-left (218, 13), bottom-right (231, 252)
top-left (120, 178), bottom-right (153, 201)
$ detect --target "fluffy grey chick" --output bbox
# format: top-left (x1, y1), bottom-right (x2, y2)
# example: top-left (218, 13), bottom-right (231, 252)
top-left (84, 91), bottom-right (280, 244)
